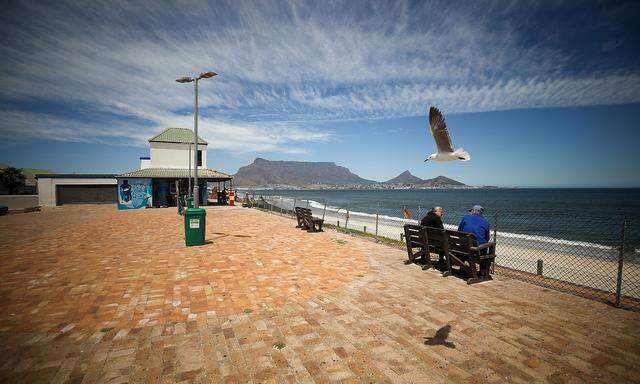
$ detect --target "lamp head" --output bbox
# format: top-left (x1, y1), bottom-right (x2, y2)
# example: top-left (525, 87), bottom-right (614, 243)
top-left (176, 76), bottom-right (194, 83)
top-left (199, 71), bottom-right (218, 79)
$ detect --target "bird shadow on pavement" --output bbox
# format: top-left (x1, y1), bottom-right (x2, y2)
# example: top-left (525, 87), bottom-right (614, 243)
top-left (424, 325), bottom-right (455, 349)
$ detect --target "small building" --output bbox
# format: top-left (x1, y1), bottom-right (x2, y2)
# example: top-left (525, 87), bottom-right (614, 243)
top-left (36, 174), bottom-right (118, 206)
top-left (37, 128), bottom-right (232, 207)
top-left (116, 128), bottom-right (232, 209)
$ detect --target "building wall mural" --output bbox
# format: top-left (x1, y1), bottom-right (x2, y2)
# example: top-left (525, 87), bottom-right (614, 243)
top-left (118, 178), bottom-right (152, 210)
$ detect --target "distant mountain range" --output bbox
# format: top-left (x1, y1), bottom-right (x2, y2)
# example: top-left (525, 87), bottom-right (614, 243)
top-left (384, 170), bottom-right (425, 184)
top-left (385, 171), bottom-right (466, 187)
top-left (233, 158), bottom-right (374, 186)
top-left (233, 158), bottom-right (467, 187)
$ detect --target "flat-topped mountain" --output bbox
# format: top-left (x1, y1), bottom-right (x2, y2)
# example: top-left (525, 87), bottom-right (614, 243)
top-left (233, 158), bottom-right (374, 186)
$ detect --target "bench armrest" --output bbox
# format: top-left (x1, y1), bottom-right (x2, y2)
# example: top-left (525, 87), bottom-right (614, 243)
top-left (470, 242), bottom-right (496, 251)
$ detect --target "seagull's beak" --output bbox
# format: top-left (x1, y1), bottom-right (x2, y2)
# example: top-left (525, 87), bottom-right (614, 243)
top-left (424, 158), bottom-right (429, 162)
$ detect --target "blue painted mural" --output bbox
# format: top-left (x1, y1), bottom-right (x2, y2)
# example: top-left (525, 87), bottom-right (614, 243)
top-left (118, 178), bottom-right (152, 209)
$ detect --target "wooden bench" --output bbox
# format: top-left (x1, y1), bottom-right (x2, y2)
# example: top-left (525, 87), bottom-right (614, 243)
top-left (403, 224), bottom-right (430, 268)
top-left (294, 207), bottom-right (307, 229)
top-left (445, 230), bottom-right (496, 284)
top-left (403, 224), bottom-right (451, 272)
top-left (296, 207), bottom-right (324, 232)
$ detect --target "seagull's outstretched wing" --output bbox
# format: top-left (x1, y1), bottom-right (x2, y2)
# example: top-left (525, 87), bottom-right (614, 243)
top-left (429, 107), bottom-right (454, 153)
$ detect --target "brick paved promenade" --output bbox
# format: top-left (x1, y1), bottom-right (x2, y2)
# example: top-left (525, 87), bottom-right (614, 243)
top-left (0, 205), bottom-right (639, 383)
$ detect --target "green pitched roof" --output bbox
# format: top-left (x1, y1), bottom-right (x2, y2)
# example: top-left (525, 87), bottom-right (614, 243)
top-left (149, 128), bottom-right (207, 144)
top-left (118, 168), bottom-right (231, 180)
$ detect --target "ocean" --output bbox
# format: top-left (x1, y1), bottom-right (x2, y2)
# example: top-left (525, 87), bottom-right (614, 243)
top-left (242, 188), bottom-right (640, 254)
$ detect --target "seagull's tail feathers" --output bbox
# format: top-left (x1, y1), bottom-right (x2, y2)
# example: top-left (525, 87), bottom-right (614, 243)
top-left (454, 148), bottom-right (471, 161)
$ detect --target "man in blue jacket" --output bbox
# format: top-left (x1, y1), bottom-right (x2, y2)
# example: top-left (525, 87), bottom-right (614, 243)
top-left (458, 205), bottom-right (490, 245)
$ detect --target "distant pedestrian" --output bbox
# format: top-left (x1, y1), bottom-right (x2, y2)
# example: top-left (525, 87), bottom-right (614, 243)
top-left (458, 205), bottom-right (490, 245)
top-left (420, 206), bottom-right (444, 229)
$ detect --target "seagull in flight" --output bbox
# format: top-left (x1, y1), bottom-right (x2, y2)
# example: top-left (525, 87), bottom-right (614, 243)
top-left (425, 106), bottom-right (470, 162)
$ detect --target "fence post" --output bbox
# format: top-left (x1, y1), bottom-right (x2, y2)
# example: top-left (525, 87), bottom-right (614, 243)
top-left (293, 197), bottom-right (297, 210)
top-left (615, 220), bottom-right (627, 308)
top-left (493, 211), bottom-right (498, 243)
top-left (345, 203), bottom-right (350, 230)
top-left (322, 200), bottom-right (326, 221)
top-left (491, 211), bottom-right (498, 274)
top-left (375, 201), bottom-right (380, 239)
top-left (536, 260), bottom-right (543, 276)
top-left (306, 200), bottom-right (310, 209)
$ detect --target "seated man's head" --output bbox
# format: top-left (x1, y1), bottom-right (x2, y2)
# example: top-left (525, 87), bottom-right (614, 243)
top-left (471, 205), bottom-right (484, 215)
top-left (432, 206), bottom-right (444, 217)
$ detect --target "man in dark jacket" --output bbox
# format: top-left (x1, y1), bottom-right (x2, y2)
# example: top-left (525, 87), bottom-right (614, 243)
top-left (419, 206), bottom-right (445, 269)
top-left (420, 206), bottom-right (444, 228)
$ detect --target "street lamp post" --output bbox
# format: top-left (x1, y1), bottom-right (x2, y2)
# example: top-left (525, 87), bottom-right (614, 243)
top-left (176, 71), bottom-right (217, 208)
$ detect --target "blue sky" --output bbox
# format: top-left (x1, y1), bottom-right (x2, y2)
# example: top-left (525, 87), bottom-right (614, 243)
top-left (1, 0), bottom-right (639, 187)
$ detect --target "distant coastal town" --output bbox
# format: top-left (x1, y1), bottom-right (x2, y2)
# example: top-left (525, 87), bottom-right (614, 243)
top-left (240, 183), bottom-right (500, 190)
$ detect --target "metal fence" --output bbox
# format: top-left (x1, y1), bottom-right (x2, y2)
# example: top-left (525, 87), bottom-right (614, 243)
top-left (240, 193), bottom-right (640, 311)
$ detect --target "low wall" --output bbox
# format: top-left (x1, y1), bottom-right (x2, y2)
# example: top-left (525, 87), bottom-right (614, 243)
top-left (0, 195), bottom-right (39, 210)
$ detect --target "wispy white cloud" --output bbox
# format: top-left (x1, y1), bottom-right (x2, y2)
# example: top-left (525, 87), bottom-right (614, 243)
top-left (0, 0), bottom-right (638, 151)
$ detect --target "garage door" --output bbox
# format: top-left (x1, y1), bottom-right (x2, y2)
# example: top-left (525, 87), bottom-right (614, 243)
top-left (56, 185), bottom-right (117, 205)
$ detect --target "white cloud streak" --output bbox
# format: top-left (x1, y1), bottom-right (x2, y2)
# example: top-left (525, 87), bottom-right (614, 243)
top-left (0, 0), bottom-right (638, 150)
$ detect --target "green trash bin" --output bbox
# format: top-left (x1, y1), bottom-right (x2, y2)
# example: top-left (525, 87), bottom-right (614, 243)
top-left (184, 207), bottom-right (206, 246)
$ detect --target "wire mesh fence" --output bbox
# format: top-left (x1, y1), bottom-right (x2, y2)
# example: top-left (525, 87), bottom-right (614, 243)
top-left (238, 192), bottom-right (639, 311)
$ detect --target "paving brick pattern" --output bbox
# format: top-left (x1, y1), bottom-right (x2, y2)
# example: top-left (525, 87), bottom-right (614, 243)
top-left (0, 205), bottom-right (639, 383)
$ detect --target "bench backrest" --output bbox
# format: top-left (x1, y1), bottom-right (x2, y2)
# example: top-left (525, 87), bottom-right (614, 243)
top-left (445, 229), bottom-right (476, 254)
top-left (298, 207), bottom-right (312, 219)
top-left (404, 224), bottom-right (428, 248)
top-left (425, 226), bottom-right (449, 253)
